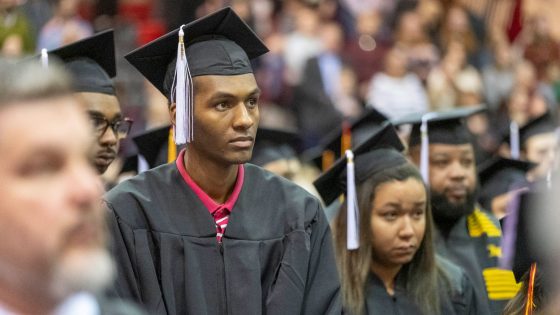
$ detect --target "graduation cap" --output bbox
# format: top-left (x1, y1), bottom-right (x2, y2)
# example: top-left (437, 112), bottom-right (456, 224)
top-left (502, 113), bottom-right (558, 152)
top-left (303, 108), bottom-right (388, 170)
top-left (313, 122), bottom-right (405, 249)
top-left (129, 125), bottom-right (180, 173)
top-left (401, 106), bottom-right (486, 183)
top-left (44, 30), bottom-right (116, 95)
top-left (251, 127), bottom-right (300, 167)
top-left (124, 7), bottom-right (269, 145)
top-left (478, 157), bottom-right (535, 211)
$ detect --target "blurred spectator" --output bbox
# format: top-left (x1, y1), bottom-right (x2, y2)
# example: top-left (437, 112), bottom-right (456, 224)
top-left (292, 22), bottom-right (362, 149)
top-left (393, 9), bottom-right (440, 83)
top-left (482, 38), bottom-right (516, 112)
top-left (522, 15), bottom-right (560, 83)
top-left (0, 0), bottom-right (35, 57)
top-left (37, 0), bottom-right (92, 50)
top-left (437, 3), bottom-right (480, 68)
top-left (426, 40), bottom-right (482, 110)
top-left (282, 2), bottom-right (322, 85)
top-left (366, 46), bottom-right (429, 120)
top-left (514, 59), bottom-right (557, 114)
top-left (343, 8), bottom-right (392, 97)
top-left (254, 33), bottom-right (291, 107)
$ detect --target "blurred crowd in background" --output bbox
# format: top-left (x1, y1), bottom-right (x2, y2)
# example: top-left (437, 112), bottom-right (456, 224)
top-left (2, 0), bottom-right (560, 183)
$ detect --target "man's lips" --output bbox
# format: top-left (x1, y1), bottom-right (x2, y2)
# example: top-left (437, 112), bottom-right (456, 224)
top-left (447, 185), bottom-right (467, 199)
top-left (229, 136), bottom-right (254, 149)
top-left (95, 152), bottom-right (116, 166)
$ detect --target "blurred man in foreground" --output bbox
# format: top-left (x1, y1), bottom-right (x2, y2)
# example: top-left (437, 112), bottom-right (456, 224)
top-left (0, 60), bottom-right (143, 314)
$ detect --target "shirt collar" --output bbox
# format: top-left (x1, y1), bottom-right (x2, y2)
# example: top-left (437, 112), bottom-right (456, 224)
top-left (176, 148), bottom-right (244, 214)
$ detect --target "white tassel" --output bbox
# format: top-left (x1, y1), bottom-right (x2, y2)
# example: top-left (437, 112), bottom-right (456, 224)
top-left (41, 48), bottom-right (48, 69)
top-left (420, 113), bottom-right (437, 185)
top-left (510, 121), bottom-right (519, 159)
top-left (346, 150), bottom-right (360, 250)
top-left (172, 25), bottom-right (194, 145)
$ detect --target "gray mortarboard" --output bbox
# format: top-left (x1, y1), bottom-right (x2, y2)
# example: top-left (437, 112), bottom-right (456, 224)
top-left (251, 128), bottom-right (300, 167)
top-left (478, 157), bottom-right (535, 211)
top-left (303, 108), bottom-right (388, 169)
top-left (45, 29), bottom-right (116, 95)
top-left (124, 7), bottom-right (268, 145)
top-left (401, 106), bottom-right (485, 183)
top-left (313, 122), bottom-right (405, 249)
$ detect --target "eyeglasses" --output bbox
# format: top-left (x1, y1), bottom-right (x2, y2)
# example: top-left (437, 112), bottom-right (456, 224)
top-left (89, 115), bottom-right (133, 140)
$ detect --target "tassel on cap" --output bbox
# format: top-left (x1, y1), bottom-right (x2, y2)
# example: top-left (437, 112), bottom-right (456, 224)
top-left (172, 25), bottom-right (194, 145)
top-left (510, 121), bottom-right (520, 159)
top-left (525, 263), bottom-right (537, 315)
top-left (167, 127), bottom-right (177, 163)
top-left (345, 150), bottom-right (360, 250)
top-left (41, 48), bottom-right (48, 69)
top-left (341, 120), bottom-right (352, 156)
top-left (420, 113), bottom-right (437, 185)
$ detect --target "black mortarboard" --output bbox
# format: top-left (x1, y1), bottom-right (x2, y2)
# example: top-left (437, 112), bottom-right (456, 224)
top-left (251, 128), bottom-right (300, 167)
top-left (132, 125), bottom-right (178, 169)
top-left (313, 122), bottom-right (405, 205)
top-left (478, 157), bottom-right (535, 211)
top-left (46, 30), bottom-right (116, 95)
top-left (304, 108), bottom-right (388, 169)
top-left (124, 7), bottom-right (269, 97)
top-left (406, 106), bottom-right (486, 148)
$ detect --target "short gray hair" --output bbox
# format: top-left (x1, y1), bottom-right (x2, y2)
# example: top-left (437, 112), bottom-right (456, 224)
top-left (0, 59), bottom-right (72, 106)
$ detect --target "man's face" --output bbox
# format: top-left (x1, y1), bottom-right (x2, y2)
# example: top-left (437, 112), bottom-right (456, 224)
top-left (180, 73), bottom-right (260, 165)
top-left (0, 96), bottom-right (112, 299)
top-left (411, 143), bottom-right (477, 220)
top-left (524, 132), bottom-right (559, 180)
top-left (75, 92), bottom-right (122, 174)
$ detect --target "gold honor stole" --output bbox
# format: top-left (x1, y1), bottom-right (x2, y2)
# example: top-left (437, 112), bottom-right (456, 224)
top-left (467, 208), bottom-right (522, 300)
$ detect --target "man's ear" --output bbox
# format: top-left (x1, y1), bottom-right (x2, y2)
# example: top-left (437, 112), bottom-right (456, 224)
top-left (169, 102), bottom-right (176, 127)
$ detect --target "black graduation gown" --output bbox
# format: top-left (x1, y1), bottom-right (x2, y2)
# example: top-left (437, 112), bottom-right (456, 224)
top-left (105, 163), bottom-right (342, 315)
top-left (360, 258), bottom-right (479, 315)
top-left (434, 207), bottom-right (519, 315)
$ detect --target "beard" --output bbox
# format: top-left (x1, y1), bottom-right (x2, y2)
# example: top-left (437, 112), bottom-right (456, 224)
top-left (430, 186), bottom-right (479, 229)
top-left (50, 248), bottom-right (115, 300)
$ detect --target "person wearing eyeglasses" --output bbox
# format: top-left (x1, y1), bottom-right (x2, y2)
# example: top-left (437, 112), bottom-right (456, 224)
top-left (45, 30), bottom-right (132, 175)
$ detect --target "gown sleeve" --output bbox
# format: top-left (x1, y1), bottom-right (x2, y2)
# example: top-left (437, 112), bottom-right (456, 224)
top-left (106, 202), bottom-right (142, 302)
top-left (300, 202), bottom-right (342, 315)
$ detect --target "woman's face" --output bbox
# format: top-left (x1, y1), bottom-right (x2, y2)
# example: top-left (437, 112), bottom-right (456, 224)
top-left (370, 178), bottom-right (427, 268)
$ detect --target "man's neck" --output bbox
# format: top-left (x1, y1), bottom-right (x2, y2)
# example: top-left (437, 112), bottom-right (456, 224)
top-left (371, 261), bottom-right (401, 296)
top-left (184, 150), bottom-right (239, 204)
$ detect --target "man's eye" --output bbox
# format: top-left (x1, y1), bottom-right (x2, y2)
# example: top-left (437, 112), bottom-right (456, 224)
top-left (215, 102), bottom-right (229, 111)
top-left (247, 98), bottom-right (258, 108)
top-left (461, 158), bottom-right (474, 167)
top-left (90, 117), bottom-right (105, 128)
top-left (432, 160), bottom-right (448, 167)
top-left (20, 158), bottom-right (62, 177)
